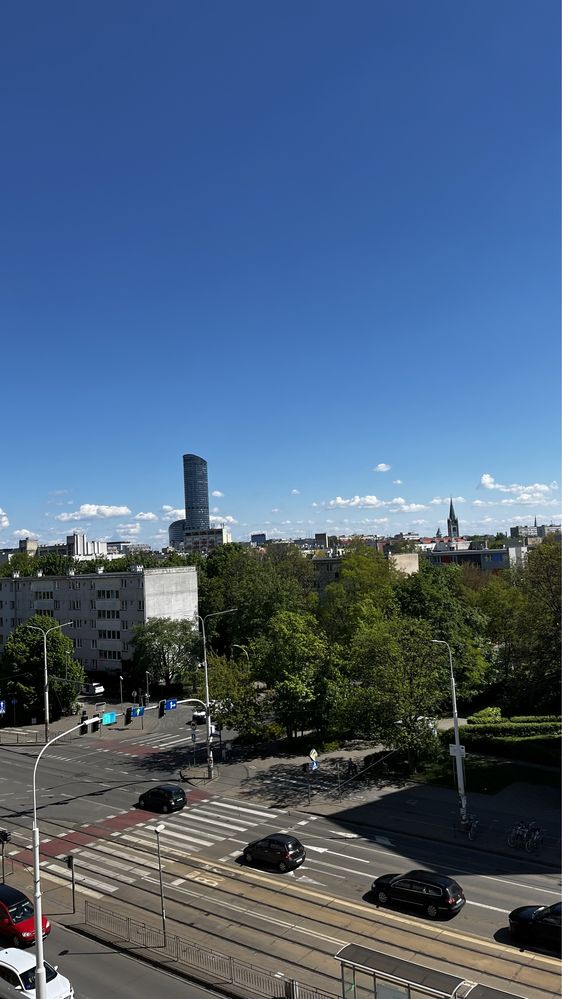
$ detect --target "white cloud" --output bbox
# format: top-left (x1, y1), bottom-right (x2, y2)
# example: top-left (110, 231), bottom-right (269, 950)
top-left (430, 495), bottom-right (466, 505)
top-left (479, 473), bottom-right (558, 500)
top-left (328, 495), bottom-right (386, 509)
top-left (211, 490), bottom-right (224, 498)
top-left (13, 528), bottom-right (35, 539)
top-left (162, 505), bottom-right (185, 520)
top-left (390, 502), bottom-right (428, 513)
top-left (373, 463), bottom-right (391, 472)
top-left (134, 511), bottom-right (158, 521)
top-left (0, 509), bottom-right (9, 529)
top-left (291, 488), bottom-right (300, 495)
top-left (56, 504), bottom-right (131, 522)
top-left (116, 522), bottom-right (141, 535)
top-left (271, 507), bottom-right (280, 513)
top-left (392, 479), bottom-right (403, 485)
top-left (281, 520), bottom-right (292, 525)
top-left (311, 502), bottom-right (318, 508)
top-left (210, 514), bottom-right (238, 526)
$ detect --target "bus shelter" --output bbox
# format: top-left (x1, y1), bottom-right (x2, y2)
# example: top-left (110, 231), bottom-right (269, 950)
top-left (335, 944), bottom-right (526, 999)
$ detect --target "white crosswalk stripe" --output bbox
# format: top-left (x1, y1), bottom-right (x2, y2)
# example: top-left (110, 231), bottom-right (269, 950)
top-left (51, 798), bottom-right (285, 894)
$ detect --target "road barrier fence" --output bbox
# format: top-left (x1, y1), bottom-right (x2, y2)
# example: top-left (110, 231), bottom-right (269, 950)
top-left (85, 901), bottom-right (337, 999)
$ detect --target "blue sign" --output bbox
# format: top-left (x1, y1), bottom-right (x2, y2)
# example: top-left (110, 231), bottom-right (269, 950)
top-left (132, 706), bottom-right (144, 718)
top-left (309, 760), bottom-right (318, 771)
top-left (165, 698), bottom-right (177, 710)
top-left (0, 701), bottom-right (5, 715)
top-left (191, 732), bottom-right (197, 743)
top-left (10, 698), bottom-right (17, 706)
top-left (102, 711), bottom-right (117, 726)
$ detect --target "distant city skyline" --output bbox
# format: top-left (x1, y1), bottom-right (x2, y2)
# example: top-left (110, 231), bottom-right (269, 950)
top-left (1, 3), bottom-right (559, 549)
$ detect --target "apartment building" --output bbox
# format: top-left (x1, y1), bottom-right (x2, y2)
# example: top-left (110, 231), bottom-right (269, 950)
top-left (0, 565), bottom-right (198, 675)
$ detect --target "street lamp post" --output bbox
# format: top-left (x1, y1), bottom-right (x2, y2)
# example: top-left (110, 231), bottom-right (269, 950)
top-left (27, 622), bottom-right (72, 744)
top-left (198, 609), bottom-right (237, 780)
top-left (32, 717), bottom-right (100, 999)
top-left (154, 823), bottom-right (166, 946)
top-left (145, 671), bottom-right (150, 703)
top-left (431, 639), bottom-right (467, 822)
top-left (232, 644), bottom-right (249, 664)
top-left (119, 675), bottom-right (124, 717)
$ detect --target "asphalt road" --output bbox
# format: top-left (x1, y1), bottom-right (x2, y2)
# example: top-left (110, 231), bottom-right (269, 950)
top-left (0, 718), bottom-right (559, 998)
top-left (44, 922), bottom-right (230, 999)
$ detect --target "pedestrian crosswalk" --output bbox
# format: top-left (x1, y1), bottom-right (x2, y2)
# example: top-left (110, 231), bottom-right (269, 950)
top-left (39, 796), bottom-right (287, 898)
top-left (109, 728), bottom-right (209, 756)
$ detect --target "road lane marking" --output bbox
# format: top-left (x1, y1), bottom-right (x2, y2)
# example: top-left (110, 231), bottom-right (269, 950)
top-left (479, 874), bottom-right (562, 896)
top-left (305, 844), bottom-right (370, 863)
top-left (466, 900), bottom-right (510, 914)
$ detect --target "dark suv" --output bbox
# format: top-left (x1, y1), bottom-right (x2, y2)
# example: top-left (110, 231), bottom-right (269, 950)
top-left (372, 869), bottom-right (465, 919)
top-left (243, 835), bottom-right (306, 872)
top-left (509, 902), bottom-right (561, 951)
top-left (138, 784), bottom-right (186, 813)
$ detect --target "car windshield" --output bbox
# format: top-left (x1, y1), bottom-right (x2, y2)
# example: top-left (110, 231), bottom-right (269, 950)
top-left (8, 899), bottom-right (34, 922)
top-left (20, 962), bottom-right (58, 990)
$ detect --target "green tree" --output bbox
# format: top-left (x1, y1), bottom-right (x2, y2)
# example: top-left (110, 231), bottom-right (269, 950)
top-left (129, 618), bottom-right (199, 689)
top-left (349, 616), bottom-right (448, 766)
top-left (0, 614), bottom-right (84, 720)
top-left (319, 544), bottom-right (396, 643)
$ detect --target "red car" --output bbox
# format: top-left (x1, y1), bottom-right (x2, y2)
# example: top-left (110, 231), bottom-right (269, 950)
top-left (0, 886), bottom-right (50, 947)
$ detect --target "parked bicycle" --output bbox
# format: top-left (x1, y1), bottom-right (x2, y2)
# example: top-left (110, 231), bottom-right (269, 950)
top-left (507, 819), bottom-right (544, 852)
top-left (460, 814), bottom-right (479, 841)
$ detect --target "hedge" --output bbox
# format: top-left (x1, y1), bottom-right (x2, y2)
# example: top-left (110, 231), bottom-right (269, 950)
top-left (461, 722), bottom-right (561, 738)
top-left (440, 728), bottom-right (561, 767)
top-left (509, 715), bottom-right (562, 724)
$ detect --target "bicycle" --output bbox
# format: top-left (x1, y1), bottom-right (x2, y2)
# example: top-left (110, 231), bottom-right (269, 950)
top-left (507, 820), bottom-right (528, 849)
top-left (525, 825), bottom-right (544, 853)
top-left (460, 814), bottom-right (479, 840)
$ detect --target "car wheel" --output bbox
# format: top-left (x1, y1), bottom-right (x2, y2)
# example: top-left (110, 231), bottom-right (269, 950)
top-left (12, 937), bottom-right (20, 948)
top-left (426, 903), bottom-right (439, 919)
top-left (139, 798), bottom-right (146, 809)
top-left (376, 890), bottom-right (389, 905)
top-left (245, 852), bottom-right (253, 865)
top-left (278, 860), bottom-right (288, 873)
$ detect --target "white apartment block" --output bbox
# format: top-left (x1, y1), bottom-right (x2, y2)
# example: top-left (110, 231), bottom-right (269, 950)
top-left (0, 565), bottom-right (198, 675)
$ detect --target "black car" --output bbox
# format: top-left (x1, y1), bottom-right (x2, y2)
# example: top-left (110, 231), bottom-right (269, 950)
top-left (243, 834), bottom-right (306, 872)
top-left (509, 902), bottom-right (561, 951)
top-left (138, 784), bottom-right (186, 813)
top-left (372, 869), bottom-right (465, 919)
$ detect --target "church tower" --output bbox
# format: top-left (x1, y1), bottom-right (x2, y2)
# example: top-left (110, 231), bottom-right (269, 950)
top-left (447, 498), bottom-right (459, 539)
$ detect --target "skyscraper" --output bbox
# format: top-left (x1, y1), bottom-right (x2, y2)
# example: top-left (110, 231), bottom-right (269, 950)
top-left (183, 453), bottom-right (210, 531)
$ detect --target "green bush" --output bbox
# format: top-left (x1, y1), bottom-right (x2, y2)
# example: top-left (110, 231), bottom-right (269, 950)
top-left (467, 707), bottom-right (503, 724)
top-left (463, 721), bottom-right (561, 738)
top-left (462, 734), bottom-right (561, 767)
top-left (509, 715), bottom-right (562, 724)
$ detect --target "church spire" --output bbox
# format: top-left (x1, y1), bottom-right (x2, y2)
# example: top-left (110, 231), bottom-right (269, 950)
top-left (447, 497), bottom-right (459, 539)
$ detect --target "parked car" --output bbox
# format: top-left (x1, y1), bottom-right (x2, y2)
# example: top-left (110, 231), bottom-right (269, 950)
top-left (371, 869), bottom-right (465, 919)
top-left (191, 700), bottom-right (233, 724)
top-left (138, 784), bottom-right (186, 813)
top-left (81, 682), bottom-right (104, 697)
top-left (509, 902), bottom-right (561, 951)
top-left (243, 834), bottom-right (306, 872)
top-left (0, 886), bottom-right (51, 946)
top-left (0, 948), bottom-right (73, 998)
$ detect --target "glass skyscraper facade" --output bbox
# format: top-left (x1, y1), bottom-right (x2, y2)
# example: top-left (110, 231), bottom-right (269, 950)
top-left (183, 453), bottom-right (210, 531)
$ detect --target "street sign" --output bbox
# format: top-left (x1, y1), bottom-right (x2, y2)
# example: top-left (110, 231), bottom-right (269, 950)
top-left (191, 732), bottom-right (197, 743)
top-left (95, 701), bottom-right (106, 712)
top-left (165, 698), bottom-right (177, 710)
top-left (309, 748), bottom-right (318, 761)
top-left (102, 711), bottom-right (117, 726)
top-left (132, 706), bottom-right (144, 718)
top-left (0, 701), bottom-right (5, 715)
top-left (449, 744), bottom-right (466, 758)
top-left (10, 698), bottom-right (17, 706)
top-left (191, 721), bottom-right (198, 731)
top-left (310, 760), bottom-right (318, 771)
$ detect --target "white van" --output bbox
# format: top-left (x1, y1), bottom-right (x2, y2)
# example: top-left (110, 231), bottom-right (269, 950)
top-left (82, 682), bottom-right (105, 697)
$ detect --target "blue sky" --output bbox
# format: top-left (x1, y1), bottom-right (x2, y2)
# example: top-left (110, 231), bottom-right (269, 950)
top-left (1, 1), bottom-right (559, 546)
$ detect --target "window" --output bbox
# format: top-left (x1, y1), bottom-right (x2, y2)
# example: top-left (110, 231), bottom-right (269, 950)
top-left (96, 589), bottom-right (119, 599)
top-left (69, 600), bottom-right (81, 610)
top-left (121, 600), bottom-right (127, 609)
top-left (121, 620), bottom-right (128, 630)
top-left (34, 592), bottom-right (52, 601)
top-left (120, 579), bottom-right (127, 587)
top-left (54, 600), bottom-right (60, 609)
top-left (97, 609), bottom-right (120, 619)
top-left (138, 601), bottom-right (144, 611)
top-left (91, 639), bottom-right (97, 649)
top-left (74, 639), bottom-right (82, 649)
top-left (99, 649), bottom-right (120, 660)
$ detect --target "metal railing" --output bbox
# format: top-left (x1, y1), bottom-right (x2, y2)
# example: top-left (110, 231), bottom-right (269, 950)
top-left (85, 901), bottom-right (337, 999)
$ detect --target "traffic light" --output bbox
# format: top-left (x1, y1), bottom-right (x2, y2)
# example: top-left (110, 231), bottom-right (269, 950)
top-left (0, 830), bottom-right (10, 844)
top-left (125, 706), bottom-right (132, 725)
top-left (91, 716), bottom-right (100, 733)
top-left (158, 700), bottom-right (166, 718)
top-left (66, 855), bottom-right (74, 871)
top-left (80, 710), bottom-right (88, 735)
